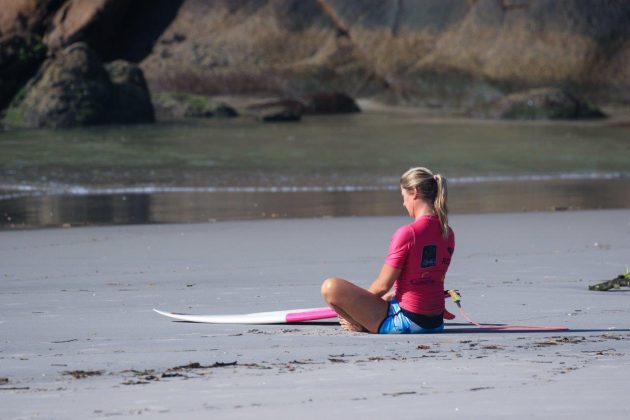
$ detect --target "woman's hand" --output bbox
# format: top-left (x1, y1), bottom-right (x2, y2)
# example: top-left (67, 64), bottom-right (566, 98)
top-left (381, 289), bottom-right (396, 302)
top-left (368, 265), bottom-right (400, 297)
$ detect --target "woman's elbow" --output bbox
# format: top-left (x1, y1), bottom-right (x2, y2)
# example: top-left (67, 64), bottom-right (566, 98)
top-left (369, 284), bottom-right (390, 297)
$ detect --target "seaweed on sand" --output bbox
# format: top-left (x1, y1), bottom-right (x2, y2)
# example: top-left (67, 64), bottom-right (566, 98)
top-left (588, 268), bottom-right (630, 291)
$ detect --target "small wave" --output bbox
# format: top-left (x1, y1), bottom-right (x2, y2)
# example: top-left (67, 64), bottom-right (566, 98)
top-left (449, 171), bottom-right (625, 184)
top-left (0, 171), bottom-right (626, 201)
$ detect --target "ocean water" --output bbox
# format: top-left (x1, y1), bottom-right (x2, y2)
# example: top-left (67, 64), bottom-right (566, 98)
top-left (1, 111), bottom-right (629, 228)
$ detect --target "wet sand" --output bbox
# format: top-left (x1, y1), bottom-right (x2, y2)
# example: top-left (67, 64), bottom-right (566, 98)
top-left (1, 210), bottom-right (629, 419)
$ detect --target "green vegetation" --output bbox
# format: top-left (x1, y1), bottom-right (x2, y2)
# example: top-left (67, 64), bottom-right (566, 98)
top-left (18, 39), bottom-right (47, 63)
top-left (589, 268), bottom-right (630, 291)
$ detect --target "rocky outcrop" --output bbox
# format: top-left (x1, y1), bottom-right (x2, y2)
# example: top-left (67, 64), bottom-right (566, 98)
top-left (4, 0), bottom-right (630, 113)
top-left (139, 0), bottom-right (630, 106)
top-left (4, 43), bottom-right (153, 128)
top-left (142, 0), bottom-right (386, 99)
top-left (43, 0), bottom-right (184, 62)
top-left (44, 0), bottom-right (123, 51)
top-left (0, 0), bottom-right (183, 62)
top-left (470, 88), bottom-right (606, 120)
top-left (5, 42), bottom-right (112, 127)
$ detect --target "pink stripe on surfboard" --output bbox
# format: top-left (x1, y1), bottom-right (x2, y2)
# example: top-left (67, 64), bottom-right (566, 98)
top-left (285, 307), bottom-right (337, 322)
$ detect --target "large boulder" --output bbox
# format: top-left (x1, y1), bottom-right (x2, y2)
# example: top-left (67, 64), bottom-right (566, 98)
top-left (4, 42), bottom-right (154, 128)
top-left (0, 34), bottom-right (47, 111)
top-left (105, 60), bottom-right (155, 123)
top-left (5, 42), bottom-right (113, 128)
top-left (471, 88), bottom-right (606, 120)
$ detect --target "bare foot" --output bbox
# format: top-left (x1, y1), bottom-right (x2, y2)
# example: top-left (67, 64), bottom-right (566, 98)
top-left (338, 316), bottom-right (367, 332)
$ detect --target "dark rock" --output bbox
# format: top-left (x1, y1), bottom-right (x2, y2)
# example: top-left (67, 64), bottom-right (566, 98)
top-left (302, 92), bottom-right (360, 114)
top-left (152, 92), bottom-right (238, 119)
top-left (245, 93), bottom-right (360, 118)
top-left (44, 0), bottom-right (122, 51)
top-left (260, 107), bottom-right (302, 122)
top-left (472, 88), bottom-right (606, 120)
top-left (5, 42), bottom-right (113, 128)
top-left (213, 103), bottom-right (238, 118)
top-left (4, 42), bottom-right (154, 128)
top-left (44, 0), bottom-right (185, 62)
top-left (246, 99), bottom-right (303, 122)
top-left (0, 34), bottom-right (47, 111)
top-left (105, 60), bottom-right (155, 123)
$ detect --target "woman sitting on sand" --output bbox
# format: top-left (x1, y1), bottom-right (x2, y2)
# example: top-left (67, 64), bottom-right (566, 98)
top-left (321, 167), bottom-right (454, 333)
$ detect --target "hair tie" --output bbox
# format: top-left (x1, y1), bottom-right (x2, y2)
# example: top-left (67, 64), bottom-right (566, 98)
top-left (433, 175), bottom-right (438, 181)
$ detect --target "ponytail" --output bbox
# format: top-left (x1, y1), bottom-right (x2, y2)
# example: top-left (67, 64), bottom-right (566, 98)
top-left (433, 174), bottom-right (449, 238)
top-left (400, 167), bottom-right (450, 238)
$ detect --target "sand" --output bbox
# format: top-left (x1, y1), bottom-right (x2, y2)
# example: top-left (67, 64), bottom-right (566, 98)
top-left (1, 210), bottom-right (629, 419)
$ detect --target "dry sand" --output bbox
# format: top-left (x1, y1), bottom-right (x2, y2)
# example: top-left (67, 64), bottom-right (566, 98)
top-left (1, 210), bottom-right (629, 419)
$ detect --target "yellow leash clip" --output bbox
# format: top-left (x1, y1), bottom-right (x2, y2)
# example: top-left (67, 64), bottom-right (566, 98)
top-left (447, 289), bottom-right (462, 307)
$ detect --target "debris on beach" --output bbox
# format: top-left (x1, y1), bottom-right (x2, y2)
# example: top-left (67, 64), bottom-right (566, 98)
top-left (588, 269), bottom-right (630, 291)
top-left (63, 370), bottom-right (103, 379)
top-left (382, 391), bottom-right (417, 397)
top-left (171, 361), bottom-right (237, 370)
top-left (534, 337), bottom-right (586, 347)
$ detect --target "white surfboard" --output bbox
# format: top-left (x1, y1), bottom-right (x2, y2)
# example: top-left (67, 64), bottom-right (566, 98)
top-left (153, 307), bottom-right (338, 324)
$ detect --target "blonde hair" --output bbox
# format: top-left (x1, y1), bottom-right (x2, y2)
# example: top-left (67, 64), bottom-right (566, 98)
top-left (400, 167), bottom-right (449, 238)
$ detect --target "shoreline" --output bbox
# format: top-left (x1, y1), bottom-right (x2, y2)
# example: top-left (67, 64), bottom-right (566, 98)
top-left (3, 99), bottom-right (630, 231)
top-left (1, 209), bottom-right (629, 418)
top-left (2, 176), bottom-right (630, 230)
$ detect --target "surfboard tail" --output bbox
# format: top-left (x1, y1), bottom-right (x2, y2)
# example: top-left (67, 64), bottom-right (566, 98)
top-left (285, 308), bottom-right (337, 322)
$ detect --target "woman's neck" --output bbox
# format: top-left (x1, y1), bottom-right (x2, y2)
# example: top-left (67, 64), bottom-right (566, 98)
top-left (413, 201), bottom-right (435, 220)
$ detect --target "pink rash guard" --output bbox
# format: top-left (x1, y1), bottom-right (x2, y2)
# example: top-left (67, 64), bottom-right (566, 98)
top-left (384, 215), bottom-right (455, 315)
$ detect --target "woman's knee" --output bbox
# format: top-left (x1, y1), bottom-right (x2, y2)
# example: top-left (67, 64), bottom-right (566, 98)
top-left (321, 277), bottom-right (343, 302)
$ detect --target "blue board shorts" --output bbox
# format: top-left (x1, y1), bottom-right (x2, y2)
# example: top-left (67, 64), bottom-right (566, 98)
top-left (378, 299), bottom-right (444, 334)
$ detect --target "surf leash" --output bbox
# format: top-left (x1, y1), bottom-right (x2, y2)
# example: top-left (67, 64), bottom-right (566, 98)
top-left (446, 290), bottom-right (569, 331)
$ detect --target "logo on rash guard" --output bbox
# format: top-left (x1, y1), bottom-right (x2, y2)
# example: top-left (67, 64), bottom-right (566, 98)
top-left (420, 245), bottom-right (437, 268)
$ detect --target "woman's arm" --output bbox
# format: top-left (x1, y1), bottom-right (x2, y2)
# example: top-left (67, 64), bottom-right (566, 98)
top-left (368, 264), bottom-right (400, 298)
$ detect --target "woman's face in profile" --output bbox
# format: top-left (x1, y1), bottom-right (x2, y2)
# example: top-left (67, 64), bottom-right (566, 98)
top-left (400, 186), bottom-right (416, 218)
